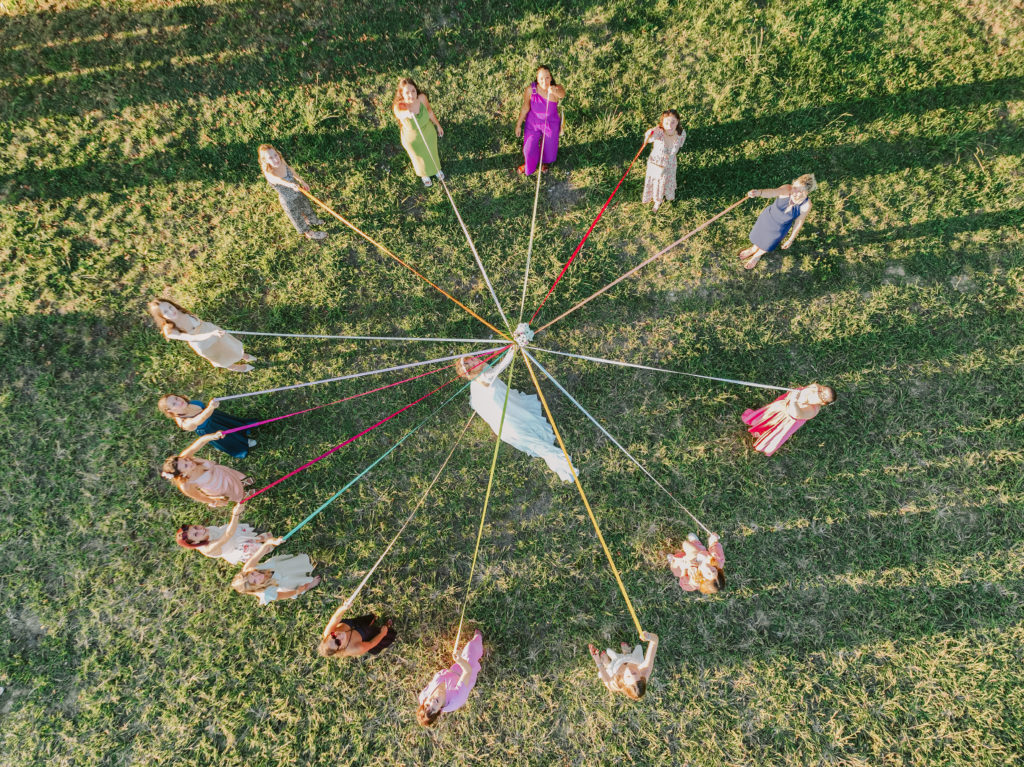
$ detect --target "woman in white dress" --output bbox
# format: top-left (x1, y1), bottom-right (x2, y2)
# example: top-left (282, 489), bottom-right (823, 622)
top-left (175, 502), bottom-right (273, 565)
top-left (231, 538), bottom-right (320, 605)
top-left (455, 349), bottom-right (574, 482)
top-left (588, 631), bottom-right (659, 700)
top-left (147, 298), bottom-right (254, 372)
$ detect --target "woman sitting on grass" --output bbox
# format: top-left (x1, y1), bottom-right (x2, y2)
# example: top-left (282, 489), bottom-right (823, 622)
top-left (738, 173), bottom-right (817, 269)
top-left (416, 630), bottom-right (484, 726)
top-left (158, 395), bottom-right (256, 459)
top-left (258, 144), bottom-right (328, 241)
top-left (588, 631), bottom-right (658, 700)
top-left (161, 432), bottom-right (252, 508)
top-left (175, 502), bottom-right (273, 565)
top-left (667, 532), bottom-right (725, 594)
top-left (147, 298), bottom-right (255, 373)
top-left (231, 538), bottom-right (320, 605)
top-left (318, 604), bottom-right (396, 659)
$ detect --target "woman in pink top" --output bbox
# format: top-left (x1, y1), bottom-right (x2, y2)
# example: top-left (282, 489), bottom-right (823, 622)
top-left (161, 432), bottom-right (252, 507)
top-left (416, 630), bottom-right (483, 726)
top-left (667, 533), bottom-right (725, 594)
top-left (742, 383), bottom-right (835, 456)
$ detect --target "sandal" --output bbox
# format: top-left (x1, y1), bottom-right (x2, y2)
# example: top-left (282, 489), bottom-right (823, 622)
top-left (743, 253), bottom-right (762, 270)
top-left (517, 164), bottom-right (526, 174)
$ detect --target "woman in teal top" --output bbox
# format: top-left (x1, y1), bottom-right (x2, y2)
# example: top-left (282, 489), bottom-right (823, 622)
top-left (392, 77), bottom-right (445, 186)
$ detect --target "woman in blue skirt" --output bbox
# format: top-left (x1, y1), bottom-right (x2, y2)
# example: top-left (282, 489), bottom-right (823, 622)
top-left (159, 394), bottom-right (256, 459)
top-left (739, 173), bottom-right (817, 269)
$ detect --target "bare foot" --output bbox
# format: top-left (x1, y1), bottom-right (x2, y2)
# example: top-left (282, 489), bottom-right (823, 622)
top-left (305, 230), bottom-right (327, 241)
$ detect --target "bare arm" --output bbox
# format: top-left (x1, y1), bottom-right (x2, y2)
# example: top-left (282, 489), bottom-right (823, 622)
top-left (515, 87), bottom-right (531, 136)
top-left (289, 165), bottom-right (311, 192)
top-left (179, 431), bottom-right (223, 458)
top-left (747, 183), bottom-right (793, 199)
top-left (548, 83), bottom-right (566, 100)
top-left (781, 204), bottom-right (811, 249)
top-left (240, 537), bottom-right (282, 573)
top-left (203, 502), bottom-right (244, 556)
top-left (638, 632), bottom-right (659, 674)
top-left (322, 602), bottom-right (351, 639)
top-left (422, 95), bottom-right (444, 136)
top-left (359, 624), bottom-right (390, 654)
top-left (164, 326), bottom-right (222, 342)
top-left (588, 645), bottom-right (614, 689)
top-left (476, 348), bottom-right (515, 386)
top-left (455, 654), bottom-right (473, 687)
top-left (177, 400), bottom-right (218, 431)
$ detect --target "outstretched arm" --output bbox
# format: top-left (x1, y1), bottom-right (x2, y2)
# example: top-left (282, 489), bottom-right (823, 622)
top-left (177, 399), bottom-right (219, 431)
top-left (588, 644), bottom-right (614, 690)
top-left (322, 602), bottom-right (351, 639)
top-left (240, 537), bottom-right (282, 573)
top-left (179, 431), bottom-right (224, 458)
top-left (747, 183), bottom-right (793, 199)
top-left (455, 654), bottom-right (473, 687)
top-left (638, 632), bottom-right (659, 674)
top-left (476, 348), bottom-right (515, 386)
top-left (203, 502), bottom-right (245, 556)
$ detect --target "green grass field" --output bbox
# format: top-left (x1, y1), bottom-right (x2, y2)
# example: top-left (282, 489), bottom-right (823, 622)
top-left (2, 0), bottom-right (1023, 764)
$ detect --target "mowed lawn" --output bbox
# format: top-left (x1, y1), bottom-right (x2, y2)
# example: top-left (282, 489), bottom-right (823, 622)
top-left (2, 0), bottom-right (1023, 764)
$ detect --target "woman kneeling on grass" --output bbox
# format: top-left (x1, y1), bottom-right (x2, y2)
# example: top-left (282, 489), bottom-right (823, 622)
top-left (162, 432), bottom-right (252, 508)
top-left (416, 630), bottom-right (484, 726)
top-left (588, 631), bottom-right (658, 700)
top-left (231, 538), bottom-right (320, 605)
top-left (175, 502), bottom-right (273, 565)
top-left (318, 603), bottom-right (396, 659)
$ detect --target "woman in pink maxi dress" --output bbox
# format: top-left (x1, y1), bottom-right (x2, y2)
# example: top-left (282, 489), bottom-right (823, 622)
top-left (416, 631), bottom-right (484, 726)
top-left (742, 383), bottom-right (835, 456)
top-left (515, 66), bottom-right (565, 175)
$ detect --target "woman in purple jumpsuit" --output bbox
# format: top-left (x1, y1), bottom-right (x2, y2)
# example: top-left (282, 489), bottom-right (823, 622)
top-left (515, 66), bottom-right (565, 175)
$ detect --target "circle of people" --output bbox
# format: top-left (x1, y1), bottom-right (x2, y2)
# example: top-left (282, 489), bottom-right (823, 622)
top-left (148, 68), bottom-right (837, 724)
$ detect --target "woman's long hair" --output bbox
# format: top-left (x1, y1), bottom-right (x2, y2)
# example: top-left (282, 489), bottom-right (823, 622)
top-left (536, 65), bottom-right (557, 85)
top-left (176, 525), bottom-right (209, 549)
top-left (659, 109), bottom-right (685, 136)
top-left (231, 569), bottom-right (277, 594)
top-left (393, 78), bottom-right (425, 112)
top-left (147, 298), bottom-right (192, 334)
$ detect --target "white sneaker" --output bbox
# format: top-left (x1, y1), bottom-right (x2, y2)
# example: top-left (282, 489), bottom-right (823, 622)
top-left (436, 170), bottom-right (445, 181)
top-left (421, 176), bottom-right (433, 187)
top-left (248, 439), bottom-right (257, 447)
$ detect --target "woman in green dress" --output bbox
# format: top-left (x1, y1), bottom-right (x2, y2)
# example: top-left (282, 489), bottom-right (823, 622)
top-left (392, 77), bottom-right (445, 187)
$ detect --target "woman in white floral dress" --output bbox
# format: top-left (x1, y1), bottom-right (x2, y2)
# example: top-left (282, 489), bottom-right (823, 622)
top-left (641, 110), bottom-right (686, 212)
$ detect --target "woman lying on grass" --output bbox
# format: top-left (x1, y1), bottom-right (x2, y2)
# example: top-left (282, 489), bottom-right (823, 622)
top-left (231, 538), bottom-right (320, 605)
top-left (589, 631), bottom-right (658, 700)
top-left (158, 394), bottom-right (256, 458)
top-left (417, 630), bottom-right (484, 726)
top-left (161, 432), bottom-right (252, 507)
top-left (175, 502), bottom-right (273, 565)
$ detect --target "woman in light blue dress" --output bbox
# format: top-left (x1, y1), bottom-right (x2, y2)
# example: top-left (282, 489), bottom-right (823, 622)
top-left (739, 173), bottom-right (817, 269)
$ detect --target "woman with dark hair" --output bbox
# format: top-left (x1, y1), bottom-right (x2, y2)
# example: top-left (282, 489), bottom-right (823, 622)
top-left (742, 382), bottom-right (836, 456)
top-left (738, 173), bottom-right (818, 269)
top-left (258, 144), bottom-right (328, 241)
top-left (515, 65), bottom-right (565, 175)
top-left (231, 538), bottom-right (320, 605)
top-left (161, 432), bottom-right (252, 507)
top-left (318, 604), bottom-right (395, 659)
top-left (667, 532), bottom-right (725, 594)
top-left (175, 502), bottom-right (273, 565)
top-left (416, 631), bottom-right (484, 726)
top-left (158, 395), bottom-right (255, 459)
top-left (147, 298), bottom-right (254, 372)
top-left (588, 631), bottom-right (658, 701)
top-left (642, 110), bottom-right (687, 212)
top-left (393, 77), bottom-right (444, 187)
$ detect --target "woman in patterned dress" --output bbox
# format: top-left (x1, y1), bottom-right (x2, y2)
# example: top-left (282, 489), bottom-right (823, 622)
top-left (642, 110), bottom-right (686, 212)
top-left (176, 502), bottom-right (273, 566)
top-left (258, 144), bottom-right (328, 241)
top-left (588, 631), bottom-right (659, 701)
top-left (393, 78), bottom-right (445, 187)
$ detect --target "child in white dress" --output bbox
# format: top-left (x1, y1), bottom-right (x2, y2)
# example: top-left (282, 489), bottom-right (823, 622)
top-left (231, 538), bottom-right (320, 605)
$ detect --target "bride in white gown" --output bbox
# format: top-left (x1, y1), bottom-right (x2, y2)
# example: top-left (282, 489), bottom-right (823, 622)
top-left (456, 348), bottom-right (574, 482)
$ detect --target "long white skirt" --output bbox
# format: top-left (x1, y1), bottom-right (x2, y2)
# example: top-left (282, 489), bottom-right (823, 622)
top-left (470, 379), bottom-right (574, 482)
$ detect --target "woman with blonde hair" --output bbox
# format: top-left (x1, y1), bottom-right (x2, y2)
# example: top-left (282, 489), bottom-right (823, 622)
top-left (158, 394), bottom-right (256, 458)
top-left (175, 502), bottom-right (274, 565)
top-left (588, 631), bottom-right (659, 701)
top-left (742, 382), bottom-right (835, 456)
top-left (147, 298), bottom-right (254, 372)
top-left (231, 537), bottom-right (320, 605)
top-left (258, 143), bottom-right (328, 240)
top-left (392, 78), bottom-right (445, 187)
top-left (161, 432), bottom-right (252, 507)
top-left (739, 173), bottom-right (818, 269)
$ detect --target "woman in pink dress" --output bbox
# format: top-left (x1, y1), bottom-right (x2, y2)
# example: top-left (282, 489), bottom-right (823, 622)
top-left (161, 432), bottom-right (252, 507)
top-left (514, 66), bottom-right (565, 175)
top-left (667, 533), bottom-right (725, 594)
top-left (416, 630), bottom-right (484, 726)
top-left (742, 383), bottom-right (835, 456)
